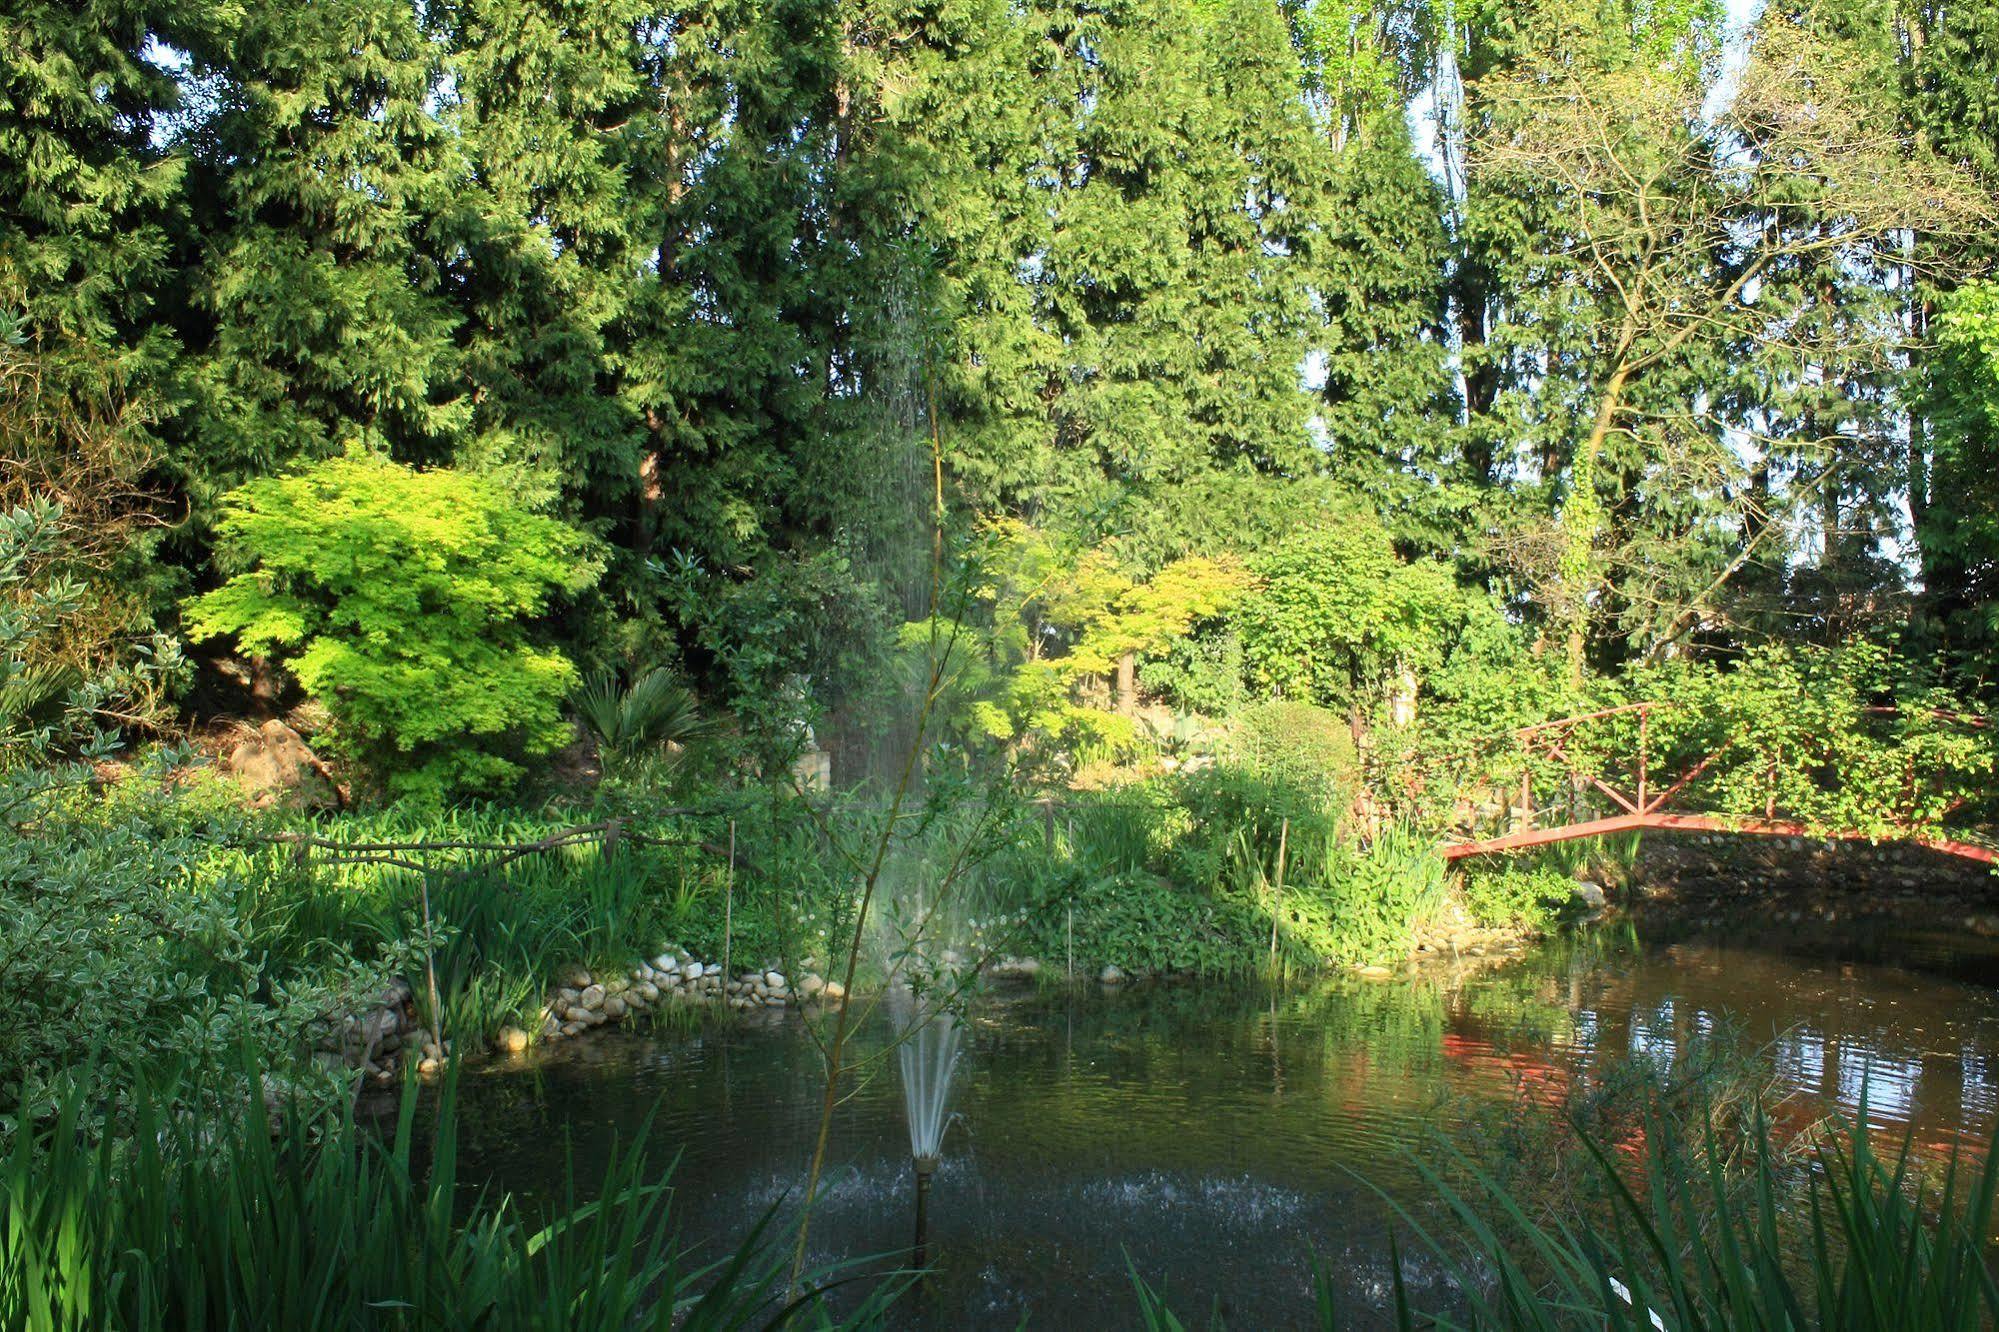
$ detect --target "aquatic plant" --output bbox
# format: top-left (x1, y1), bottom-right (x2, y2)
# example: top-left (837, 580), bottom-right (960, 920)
top-left (1132, 1106), bottom-right (1999, 1329)
top-left (0, 1065), bottom-right (895, 1330)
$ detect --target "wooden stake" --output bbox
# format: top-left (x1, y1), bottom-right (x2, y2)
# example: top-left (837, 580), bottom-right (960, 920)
top-left (1268, 817), bottom-right (1289, 963)
top-left (723, 819), bottom-right (736, 984)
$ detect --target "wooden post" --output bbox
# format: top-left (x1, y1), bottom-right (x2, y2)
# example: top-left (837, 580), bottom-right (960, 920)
top-left (420, 873), bottom-right (444, 1050)
top-left (722, 819), bottom-right (736, 984)
top-left (604, 816), bottom-right (623, 862)
top-left (1637, 708), bottom-right (1649, 812)
top-left (1268, 817), bottom-right (1289, 964)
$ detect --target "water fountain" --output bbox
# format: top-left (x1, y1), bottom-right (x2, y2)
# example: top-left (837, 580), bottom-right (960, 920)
top-left (895, 994), bottom-right (961, 1267)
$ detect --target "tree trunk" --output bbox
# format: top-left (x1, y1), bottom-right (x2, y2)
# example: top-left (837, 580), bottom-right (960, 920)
top-left (1115, 651), bottom-right (1137, 716)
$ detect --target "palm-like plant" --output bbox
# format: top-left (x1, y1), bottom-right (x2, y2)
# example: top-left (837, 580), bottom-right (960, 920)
top-left (573, 667), bottom-right (713, 767)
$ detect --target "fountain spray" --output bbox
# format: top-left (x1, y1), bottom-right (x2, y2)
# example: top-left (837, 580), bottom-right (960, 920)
top-left (894, 989), bottom-right (961, 1268)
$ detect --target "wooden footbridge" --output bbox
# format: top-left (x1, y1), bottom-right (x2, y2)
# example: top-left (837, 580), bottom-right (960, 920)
top-left (1439, 702), bottom-right (1998, 865)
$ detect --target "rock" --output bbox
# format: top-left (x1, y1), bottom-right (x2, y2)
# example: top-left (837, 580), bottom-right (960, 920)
top-left (765, 970), bottom-right (786, 989)
top-left (604, 995), bottom-right (628, 1020)
top-left (224, 719), bottom-right (339, 811)
top-left (652, 955), bottom-right (678, 975)
top-left (498, 1026), bottom-right (530, 1054)
top-left (1356, 964), bottom-right (1395, 979)
top-left (580, 984), bottom-right (607, 1010)
top-left (560, 1022), bottom-right (584, 1038)
top-left (703, 962), bottom-right (722, 977)
top-left (565, 1005), bottom-right (593, 1023)
top-left (417, 1057), bottom-right (441, 1077)
top-left (561, 966), bottom-right (593, 989)
top-left (1099, 964), bottom-right (1126, 984)
top-left (379, 977), bottom-right (414, 1008)
top-left (605, 976), bottom-right (631, 996)
top-left (1572, 881), bottom-right (1607, 911)
top-left (556, 987), bottom-right (581, 1006)
top-left (635, 982), bottom-right (660, 1002)
top-left (800, 974), bottom-right (826, 998)
top-left (823, 980), bottom-right (846, 1001)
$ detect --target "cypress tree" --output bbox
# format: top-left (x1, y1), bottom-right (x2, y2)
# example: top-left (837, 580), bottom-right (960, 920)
top-left (178, 0), bottom-right (466, 508)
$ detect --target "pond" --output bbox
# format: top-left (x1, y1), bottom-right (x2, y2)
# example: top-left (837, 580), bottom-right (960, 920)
top-left (442, 921), bottom-right (1999, 1327)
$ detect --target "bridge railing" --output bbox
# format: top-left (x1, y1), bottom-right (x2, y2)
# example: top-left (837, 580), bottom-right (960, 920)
top-left (1427, 699), bottom-right (1997, 862)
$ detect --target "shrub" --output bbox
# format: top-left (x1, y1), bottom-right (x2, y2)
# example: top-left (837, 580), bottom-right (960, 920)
top-left (184, 451), bottom-right (599, 802)
top-left (1458, 862), bottom-right (1574, 930)
top-left (1223, 701), bottom-right (1358, 808)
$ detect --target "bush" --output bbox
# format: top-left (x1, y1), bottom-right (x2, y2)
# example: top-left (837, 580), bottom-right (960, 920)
top-left (1223, 701), bottom-right (1358, 809)
top-left (184, 450), bottom-right (599, 803)
top-left (1458, 862), bottom-right (1574, 930)
top-left (1021, 868), bottom-right (1264, 976)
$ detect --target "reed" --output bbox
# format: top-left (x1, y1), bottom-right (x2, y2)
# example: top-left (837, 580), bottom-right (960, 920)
top-left (1132, 1107), bottom-right (1999, 1329)
top-left (0, 1064), bottom-right (895, 1330)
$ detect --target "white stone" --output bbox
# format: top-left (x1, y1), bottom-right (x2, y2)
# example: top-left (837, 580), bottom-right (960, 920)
top-left (636, 982), bottom-right (660, 1002)
top-left (765, 970), bottom-right (786, 989)
top-left (703, 962), bottom-right (722, 977)
top-left (1099, 964), bottom-right (1126, 984)
top-left (565, 1005), bottom-right (593, 1023)
top-left (498, 1026), bottom-right (530, 1054)
top-left (580, 984), bottom-right (607, 1010)
top-left (604, 995), bottom-right (628, 1020)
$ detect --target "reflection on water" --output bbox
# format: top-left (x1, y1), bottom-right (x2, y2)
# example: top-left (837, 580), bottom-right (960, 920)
top-left (444, 925), bottom-right (1999, 1327)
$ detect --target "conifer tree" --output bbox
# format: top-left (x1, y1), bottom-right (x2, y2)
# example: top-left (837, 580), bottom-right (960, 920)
top-left (178, 0), bottom-right (466, 508)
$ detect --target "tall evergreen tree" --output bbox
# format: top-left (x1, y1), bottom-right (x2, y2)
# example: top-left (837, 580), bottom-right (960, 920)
top-left (177, 0), bottom-right (466, 511)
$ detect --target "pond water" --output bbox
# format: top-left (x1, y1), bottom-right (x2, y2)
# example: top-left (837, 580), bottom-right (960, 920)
top-left (443, 921), bottom-right (1999, 1327)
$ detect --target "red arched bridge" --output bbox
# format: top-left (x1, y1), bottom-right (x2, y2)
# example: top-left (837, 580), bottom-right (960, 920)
top-left (1439, 701), bottom-right (1998, 865)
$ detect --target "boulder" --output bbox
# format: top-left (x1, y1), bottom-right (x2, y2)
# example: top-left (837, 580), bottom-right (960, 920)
top-left (497, 1026), bottom-right (530, 1054)
top-left (1098, 964), bottom-right (1126, 985)
top-left (224, 719), bottom-right (339, 811)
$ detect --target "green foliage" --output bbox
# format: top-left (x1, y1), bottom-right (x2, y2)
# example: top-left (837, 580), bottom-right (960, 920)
top-left (1, 1068), bottom-right (891, 1329)
top-left (573, 667), bottom-right (713, 781)
top-left (1458, 863), bottom-right (1575, 931)
top-left (1224, 701), bottom-right (1359, 807)
top-left (1614, 642), bottom-right (1996, 836)
top-left (185, 452), bottom-right (598, 802)
top-left (1236, 515), bottom-right (1461, 708)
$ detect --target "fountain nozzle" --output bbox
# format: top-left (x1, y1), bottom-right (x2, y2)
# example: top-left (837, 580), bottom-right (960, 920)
top-left (911, 1154), bottom-right (939, 1269)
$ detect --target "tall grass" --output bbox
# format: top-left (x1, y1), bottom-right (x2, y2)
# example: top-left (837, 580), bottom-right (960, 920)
top-left (1132, 1107), bottom-right (1999, 1329)
top-left (0, 1064), bottom-right (896, 1330)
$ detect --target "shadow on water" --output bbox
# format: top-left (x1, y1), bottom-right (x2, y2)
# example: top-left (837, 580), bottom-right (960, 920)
top-left (437, 922), bottom-right (1999, 1327)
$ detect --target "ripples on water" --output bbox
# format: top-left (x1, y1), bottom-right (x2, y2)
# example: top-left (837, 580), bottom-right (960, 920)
top-left (443, 924), bottom-right (1999, 1327)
